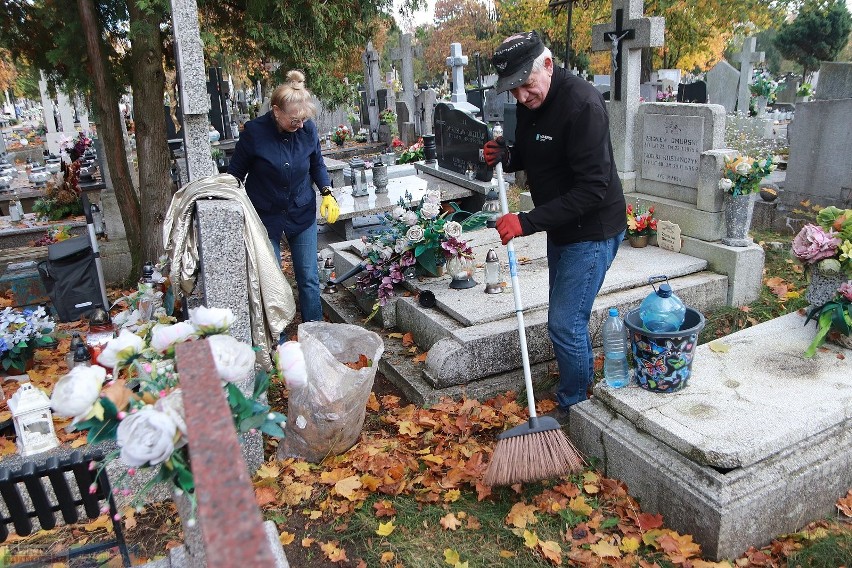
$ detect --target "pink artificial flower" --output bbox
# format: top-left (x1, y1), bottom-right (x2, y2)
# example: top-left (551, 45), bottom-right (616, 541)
top-left (792, 224), bottom-right (841, 264)
top-left (839, 281), bottom-right (852, 302)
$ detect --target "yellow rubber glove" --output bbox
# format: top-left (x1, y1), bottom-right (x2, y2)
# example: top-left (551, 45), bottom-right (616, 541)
top-left (320, 191), bottom-right (340, 224)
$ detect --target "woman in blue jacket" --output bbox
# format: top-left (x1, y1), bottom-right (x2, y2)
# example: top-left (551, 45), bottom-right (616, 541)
top-left (228, 69), bottom-right (339, 323)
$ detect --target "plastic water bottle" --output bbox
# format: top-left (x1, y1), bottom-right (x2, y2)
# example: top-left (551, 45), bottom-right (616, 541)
top-left (639, 277), bottom-right (686, 332)
top-left (603, 307), bottom-right (629, 388)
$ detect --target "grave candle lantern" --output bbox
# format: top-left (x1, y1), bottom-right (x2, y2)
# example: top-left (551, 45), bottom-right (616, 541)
top-left (484, 249), bottom-right (503, 294)
top-left (9, 383), bottom-right (60, 457)
top-left (90, 202), bottom-right (106, 237)
top-left (350, 158), bottom-right (368, 197)
top-left (481, 188), bottom-right (501, 228)
top-left (447, 255), bottom-right (477, 289)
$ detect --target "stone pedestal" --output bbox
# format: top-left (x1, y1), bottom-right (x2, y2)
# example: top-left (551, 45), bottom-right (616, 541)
top-left (569, 312), bottom-right (852, 560)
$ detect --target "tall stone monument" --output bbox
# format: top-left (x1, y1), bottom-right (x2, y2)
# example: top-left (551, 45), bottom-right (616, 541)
top-left (733, 37), bottom-right (764, 115)
top-left (445, 43), bottom-right (479, 116)
top-left (592, 0), bottom-right (664, 190)
top-left (362, 42), bottom-right (382, 142)
top-left (170, 0), bottom-right (213, 182)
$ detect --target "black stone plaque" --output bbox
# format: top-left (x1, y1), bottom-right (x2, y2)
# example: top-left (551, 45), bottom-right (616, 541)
top-left (433, 102), bottom-right (493, 182)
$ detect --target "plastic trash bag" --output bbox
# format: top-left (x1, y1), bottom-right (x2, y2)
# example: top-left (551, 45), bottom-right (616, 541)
top-left (278, 322), bottom-right (384, 463)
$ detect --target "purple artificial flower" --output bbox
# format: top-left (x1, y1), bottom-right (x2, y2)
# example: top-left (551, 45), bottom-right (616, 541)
top-left (792, 224), bottom-right (841, 264)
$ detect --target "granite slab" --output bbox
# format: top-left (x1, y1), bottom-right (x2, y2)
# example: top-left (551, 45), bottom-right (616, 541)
top-left (593, 311), bottom-right (852, 469)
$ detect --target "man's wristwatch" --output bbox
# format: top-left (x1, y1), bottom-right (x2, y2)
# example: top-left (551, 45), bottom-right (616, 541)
top-left (320, 186), bottom-right (333, 196)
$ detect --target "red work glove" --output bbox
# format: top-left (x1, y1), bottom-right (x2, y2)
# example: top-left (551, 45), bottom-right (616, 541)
top-left (483, 138), bottom-right (509, 167)
top-left (495, 213), bottom-right (523, 245)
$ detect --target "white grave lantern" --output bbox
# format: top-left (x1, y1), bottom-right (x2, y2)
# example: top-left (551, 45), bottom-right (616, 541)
top-left (8, 382), bottom-right (59, 457)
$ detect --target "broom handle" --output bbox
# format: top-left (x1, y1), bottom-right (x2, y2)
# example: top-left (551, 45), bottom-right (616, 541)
top-left (494, 159), bottom-right (537, 420)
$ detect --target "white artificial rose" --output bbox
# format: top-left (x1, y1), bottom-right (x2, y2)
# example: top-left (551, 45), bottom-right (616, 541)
top-left (276, 341), bottom-right (308, 389)
top-left (424, 190), bottom-right (441, 204)
top-left (206, 334), bottom-right (256, 383)
top-left (150, 322), bottom-right (196, 353)
top-left (444, 221), bottom-right (463, 239)
top-left (420, 202), bottom-right (440, 219)
top-left (718, 178), bottom-right (734, 191)
top-left (116, 406), bottom-right (177, 467)
top-left (403, 211), bottom-right (418, 226)
top-left (406, 225), bottom-right (425, 243)
top-left (394, 238), bottom-right (407, 254)
top-left (735, 161), bottom-right (750, 175)
top-left (50, 365), bottom-right (107, 421)
top-left (154, 389), bottom-right (187, 440)
top-left (772, 155), bottom-right (781, 164)
top-left (188, 306), bottom-right (235, 335)
top-left (392, 206), bottom-right (406, 220)
top-left (98, 329), bottom-right (145, 369)
top-left (381, 246), bottom-right (394, 260)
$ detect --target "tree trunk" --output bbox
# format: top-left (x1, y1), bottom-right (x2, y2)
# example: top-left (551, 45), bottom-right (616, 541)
top-left (128, 1), bottom-right (172, 267)
top-left (77, 0), bottom-right (142, 283)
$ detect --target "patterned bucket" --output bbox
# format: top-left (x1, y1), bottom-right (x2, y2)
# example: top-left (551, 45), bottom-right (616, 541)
top-left (624, 307), bottom-right (705, 393)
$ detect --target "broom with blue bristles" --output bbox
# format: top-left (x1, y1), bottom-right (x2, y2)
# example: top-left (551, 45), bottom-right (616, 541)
top-left (483, 124), bottom-right (585, 487)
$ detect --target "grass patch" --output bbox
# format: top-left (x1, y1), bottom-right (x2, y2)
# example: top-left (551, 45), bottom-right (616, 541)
top-left (788, 529), bottom-right (852, 568)
top-left (322, 489), bottom-right (572, 567)
top-left (699, 230), bottom-right (809, 344)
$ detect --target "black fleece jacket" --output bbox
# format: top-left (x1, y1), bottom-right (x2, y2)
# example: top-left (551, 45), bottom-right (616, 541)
top-left (507, 67), bottom-right (626, 245)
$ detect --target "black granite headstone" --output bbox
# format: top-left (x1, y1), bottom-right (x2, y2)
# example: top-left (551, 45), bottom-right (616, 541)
top-left (377, 89), bottom-right (388, 114)
top-left (433, 102), bottom-right (493, 182)
top-left (677, 81), bottom-right (708, 103)
top-left (502, 103), bottom-right (517, 146)
top-left (206, 67), bottom-right (233, 139)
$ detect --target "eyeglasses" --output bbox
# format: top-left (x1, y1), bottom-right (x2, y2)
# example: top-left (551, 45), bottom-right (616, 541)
top-left (274, 107), bottom-right (307, 127)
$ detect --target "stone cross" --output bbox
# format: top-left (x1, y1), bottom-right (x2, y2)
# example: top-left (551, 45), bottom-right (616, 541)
top-left (734, 37), bottom-right (764, 115)
top-left (445, 43), bottom-right (479, 116)
top-left (170, 0), bottom-right (213, 183)
top-left (592, 0), bottom-right (664, 178)
top-left (362, 41), bottom-right (382, 141)
top-left (389, 33), bottom-right (421, 125)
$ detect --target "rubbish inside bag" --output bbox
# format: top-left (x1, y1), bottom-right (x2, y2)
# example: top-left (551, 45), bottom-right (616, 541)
top-left (278, 321), bottom-right (384, 463)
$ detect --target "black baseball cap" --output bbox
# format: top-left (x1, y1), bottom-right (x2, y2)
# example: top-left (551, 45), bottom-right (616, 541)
top-left (492, 31), bottom-right (546, 94)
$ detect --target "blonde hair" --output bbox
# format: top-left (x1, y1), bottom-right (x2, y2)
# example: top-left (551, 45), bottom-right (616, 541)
top-left (270, 70), bottom-right (317, 119)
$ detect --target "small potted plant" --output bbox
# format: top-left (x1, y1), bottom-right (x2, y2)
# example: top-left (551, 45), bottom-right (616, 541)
top-left (803, 282), bottom-right (852, 356)
top-left (626, 203), bottom-right (657, 248)
top-left (748, 68), bottom-right (779, 116)
top-left (379, 108), bottom-right (396, 126)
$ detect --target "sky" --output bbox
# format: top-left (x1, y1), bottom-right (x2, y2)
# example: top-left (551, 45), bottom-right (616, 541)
top-left (392, 0), bottom-right (435, 32)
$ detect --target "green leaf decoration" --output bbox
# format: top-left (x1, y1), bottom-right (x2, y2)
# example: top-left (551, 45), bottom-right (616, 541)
top-left (260, 422), bottom-right (286, 438)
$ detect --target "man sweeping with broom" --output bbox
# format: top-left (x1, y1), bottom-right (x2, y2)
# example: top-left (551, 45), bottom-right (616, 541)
top-left (483, 31), bottom-right (626, 486)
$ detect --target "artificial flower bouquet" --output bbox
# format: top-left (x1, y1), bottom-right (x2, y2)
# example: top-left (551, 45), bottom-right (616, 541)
top-left (49, 306), bottom-right (285, 520)
top-left (355, 191), bottom-right (486, 307)
top-left (0, 306), bottom-right (55, 373)
top-left (331, 124), bottom-right (350, 145)
top-left (718, 155), bottom-right (777, 197)
top-left (626, 203), bottom-right (657, 236)
top-left (791, 207), bottom-right (852, 275)
top-left (749, 68), bottom-right (780, 103)
top-left (792, 207), bottom-right (852, 355)
top-left (398, 138), bottom-right (424, 165)
top-left (803, 281), bottom-right (852, 357)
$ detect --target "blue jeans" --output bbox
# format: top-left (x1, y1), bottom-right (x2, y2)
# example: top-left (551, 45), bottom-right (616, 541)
top-left (269, 222), bottom-right (323, 323)
top-left (547, 232), bottom-right (624, 409)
